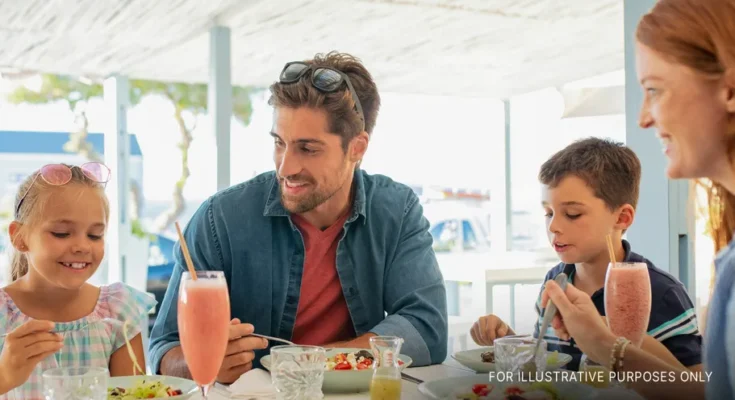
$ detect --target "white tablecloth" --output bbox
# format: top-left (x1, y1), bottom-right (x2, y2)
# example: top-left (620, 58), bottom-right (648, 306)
top-left (205, 358), bottom-right (645, 400)
top-left (207, 358), bottom-right (475, 399)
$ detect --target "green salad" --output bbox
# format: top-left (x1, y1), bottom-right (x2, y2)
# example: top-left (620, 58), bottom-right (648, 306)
top-left (107, 378), bottom-right (184, 399)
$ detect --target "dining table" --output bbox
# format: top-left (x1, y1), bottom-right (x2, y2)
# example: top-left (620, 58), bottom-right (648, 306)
top-left (207, 357), bottom-right (477, 399)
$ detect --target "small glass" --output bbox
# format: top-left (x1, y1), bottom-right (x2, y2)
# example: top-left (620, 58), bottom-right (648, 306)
top-left (42, 367), bottom-right (108, 400)
top-left (494, 335), bottom-right (547, 384)
top-left (370, 336), bottom-right (403, 400)
top-left (271, 345), bottom-right (326, 400)
top-left (580, 354), bottom-right (612, 388)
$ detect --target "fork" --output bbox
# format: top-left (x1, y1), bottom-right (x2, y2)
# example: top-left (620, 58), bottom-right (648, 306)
top-left (249, 333), bottom-right (295, 346)
top-left (1, 318), bottom-right (117, 338)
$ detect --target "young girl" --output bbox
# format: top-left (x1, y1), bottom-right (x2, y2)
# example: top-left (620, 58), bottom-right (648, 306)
top-left (0, 163), bottom-right (156, 399)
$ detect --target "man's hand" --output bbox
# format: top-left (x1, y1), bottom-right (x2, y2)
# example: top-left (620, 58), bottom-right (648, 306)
top-left (470, 314), bottom-right (514, 346)
top-left (216, 319), bottom-right (269, 384)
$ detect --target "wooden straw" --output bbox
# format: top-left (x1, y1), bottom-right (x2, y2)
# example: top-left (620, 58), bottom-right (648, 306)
top-left (606, 234), bottom-right (617, 265)
top-left (175, 221), bottom-right (197, 280)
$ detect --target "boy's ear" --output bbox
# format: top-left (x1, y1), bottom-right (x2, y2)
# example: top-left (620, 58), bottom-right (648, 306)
top-left (614, 204), bottom-right (636, 231)
top-left (8, 221), bottom-right (27, 251)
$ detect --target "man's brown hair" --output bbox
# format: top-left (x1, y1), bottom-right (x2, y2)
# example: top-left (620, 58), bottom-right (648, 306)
top-left (268, 51), bottom-right (380, 151)
top-left (538, 137), bottom-right (641, 210)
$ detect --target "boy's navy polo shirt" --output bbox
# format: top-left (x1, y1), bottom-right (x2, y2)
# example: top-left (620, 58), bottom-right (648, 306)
top-left (533, 240), bottom-right (702, 371)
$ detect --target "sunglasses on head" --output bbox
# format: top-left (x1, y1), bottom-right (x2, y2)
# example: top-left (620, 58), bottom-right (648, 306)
top-left (15, 162), bottom-right (111, 218)
top-left (279, 61), bottom-right (366, 132)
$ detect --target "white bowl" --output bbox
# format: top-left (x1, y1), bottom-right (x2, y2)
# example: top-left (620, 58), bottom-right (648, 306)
top-left (107, 375), bottom-right (198, 399)
top-left (451, 346), bottom-right (572, 373)
top-left (261, 347), bottom-right (413, 393)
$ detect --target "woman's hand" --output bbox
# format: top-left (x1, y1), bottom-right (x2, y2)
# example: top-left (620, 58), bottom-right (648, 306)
top-left (542, 280), bottom-right (617, 364)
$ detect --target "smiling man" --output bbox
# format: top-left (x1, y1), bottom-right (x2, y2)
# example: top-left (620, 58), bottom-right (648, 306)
top-left (149, 51), bottom-right (448, 383)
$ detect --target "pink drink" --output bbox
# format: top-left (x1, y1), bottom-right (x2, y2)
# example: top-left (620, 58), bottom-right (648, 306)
top-left (178, 274), bottom-right (230, 387)
top-left (604, 263), bottom-right (651, 346)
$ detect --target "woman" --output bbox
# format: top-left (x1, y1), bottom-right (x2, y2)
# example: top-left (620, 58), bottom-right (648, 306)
top-left (541, 0), bottom-right (735, 399)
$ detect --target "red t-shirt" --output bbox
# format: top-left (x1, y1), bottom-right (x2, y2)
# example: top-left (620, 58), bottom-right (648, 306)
top-left (290, 212), bottom-right (356, 345)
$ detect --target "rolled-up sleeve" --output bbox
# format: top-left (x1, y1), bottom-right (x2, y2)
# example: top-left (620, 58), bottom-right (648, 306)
top-left (148, 199), bottom-right (226, 373)
top-left (370, 193), bottom-right (448, 366)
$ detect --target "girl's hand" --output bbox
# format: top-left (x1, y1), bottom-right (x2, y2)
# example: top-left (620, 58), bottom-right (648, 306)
top-left (542, 280), bottom-right (617, 363)
top-left (0, 320), bottom-right (63, 392)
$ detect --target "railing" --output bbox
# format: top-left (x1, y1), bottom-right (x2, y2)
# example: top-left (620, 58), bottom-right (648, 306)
top-left (439, 251), bottom-right (552, 352)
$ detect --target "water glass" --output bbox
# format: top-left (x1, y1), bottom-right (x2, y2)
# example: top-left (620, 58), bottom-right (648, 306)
top-left (271, 345), bottom-right (326, 400)
top-left (42, 367), bottom-right (108, 400)
top-left (494, 335), bottom-right (547, 383)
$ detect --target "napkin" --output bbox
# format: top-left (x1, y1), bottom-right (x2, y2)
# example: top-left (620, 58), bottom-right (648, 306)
top-left (227, 368), bottom-right (276, 399)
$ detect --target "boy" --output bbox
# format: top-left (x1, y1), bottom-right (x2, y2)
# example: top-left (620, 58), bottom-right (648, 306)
top-left (470, 137), bottom-right (702, 371)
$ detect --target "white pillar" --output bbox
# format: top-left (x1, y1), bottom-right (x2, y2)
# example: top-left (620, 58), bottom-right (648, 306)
top-left (209, 25), bottom-right (232, 191)
top-left (503, 99), bottom-right (513, 251)
top-left (490, 100), bottom-right (509, 253)
top-left (104, 75), bottom-right (131, 284)
top-left (624, 0), bottom-right (696, 296)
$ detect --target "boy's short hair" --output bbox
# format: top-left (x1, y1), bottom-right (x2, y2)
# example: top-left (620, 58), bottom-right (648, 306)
top-left (538, 137), bottom-right (641, 210)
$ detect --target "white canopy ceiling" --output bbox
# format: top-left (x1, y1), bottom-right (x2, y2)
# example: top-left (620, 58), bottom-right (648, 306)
top-left (0, 0), bottom-right (624, 98)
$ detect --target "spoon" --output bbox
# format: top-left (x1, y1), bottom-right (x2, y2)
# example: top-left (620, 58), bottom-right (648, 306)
top-left (534, 273), bottom-right (568, 359)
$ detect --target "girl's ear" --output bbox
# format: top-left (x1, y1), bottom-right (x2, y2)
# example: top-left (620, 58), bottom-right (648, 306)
top-left (9, 221), bottom-right (27, 251)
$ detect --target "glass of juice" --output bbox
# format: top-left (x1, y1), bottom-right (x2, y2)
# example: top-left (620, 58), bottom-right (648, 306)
top-left (270, 345), bottom-right (326, 400)
top-left (604, 262), bottom-right (651, 346)
top-left (369, 336), bottom-right (403, 400)
top-left (177, 271), bottom-right (231, 399)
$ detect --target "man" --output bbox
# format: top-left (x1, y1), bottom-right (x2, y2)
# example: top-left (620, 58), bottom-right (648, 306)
top-left (149, 51), bottom-right (448, 383)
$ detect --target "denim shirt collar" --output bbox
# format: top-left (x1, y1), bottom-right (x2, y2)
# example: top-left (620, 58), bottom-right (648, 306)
top-left (262, 169), bottom-right (368, 224)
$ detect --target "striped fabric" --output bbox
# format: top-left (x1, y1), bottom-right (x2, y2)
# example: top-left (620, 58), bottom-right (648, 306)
top-left (533, 240), bottom-right (702, 371)
top-left (0, 283), bottom-right (156, 400)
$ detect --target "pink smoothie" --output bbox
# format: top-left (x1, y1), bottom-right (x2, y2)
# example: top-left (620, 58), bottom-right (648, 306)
top-left (605, 265), bottom-right (652, 346)
top-left (178, 280), bottom-right (231, 386)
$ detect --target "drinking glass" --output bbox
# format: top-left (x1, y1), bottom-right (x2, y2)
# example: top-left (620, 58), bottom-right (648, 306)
top-left (271, 345), bottom-right (326, 400)
top-left (41, 367), bottom-right (108, 400)
top-left (178, 271), bottom-right (231, 398)
top-left (605, 262), bottom-right (652, 346)
top-left (494, 334), bottom-right (547, 384)
top-left (580, 354), bottom-right (611, 388)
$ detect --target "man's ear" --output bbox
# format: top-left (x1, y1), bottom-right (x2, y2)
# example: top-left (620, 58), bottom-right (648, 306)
top-left (349, 131), bottom-right (369, 163)
top-left (8, 221), bottom-right (27, 252)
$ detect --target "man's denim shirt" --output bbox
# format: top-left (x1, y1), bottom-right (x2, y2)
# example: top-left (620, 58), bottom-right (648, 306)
top-left (149, 170), bottom-right (448, 372)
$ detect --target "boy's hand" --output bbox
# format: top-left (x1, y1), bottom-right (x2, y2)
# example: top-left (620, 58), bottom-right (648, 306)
top-left (0, 320), bottom-right (63, 392)
top-left (470, 314), bottom-right (514, 346)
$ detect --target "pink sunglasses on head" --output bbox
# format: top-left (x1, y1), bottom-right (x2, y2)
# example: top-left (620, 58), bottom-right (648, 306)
top-left (15, 162), bottom-right (111, 217)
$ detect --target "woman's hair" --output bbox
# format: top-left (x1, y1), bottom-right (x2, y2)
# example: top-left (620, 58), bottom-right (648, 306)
top-left (637, 1), bottom-right (735, 278)
top-left (8, 164), bottom-right (110, 281)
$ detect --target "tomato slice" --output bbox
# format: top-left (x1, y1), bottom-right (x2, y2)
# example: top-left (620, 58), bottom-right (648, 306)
top-left (334, 362), bottom-right (352, 370)
top-left (472, 384), bottom-right (488, 394)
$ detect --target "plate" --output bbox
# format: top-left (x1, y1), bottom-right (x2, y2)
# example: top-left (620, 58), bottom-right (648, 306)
top-left (451, 347), bottom-right (572, 373)
top-left (260, 347), bottom-right (413, 393)
top-left (107, 375), bottom-right (198, 399)
top-left (418, 374), bottom-right (600, 400)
